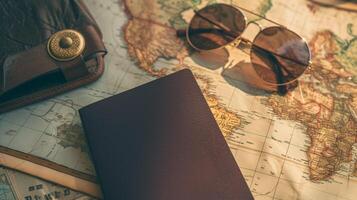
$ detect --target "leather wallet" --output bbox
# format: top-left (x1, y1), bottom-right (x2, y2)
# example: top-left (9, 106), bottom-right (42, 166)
top-left (0, 0), bottom-right (107, 113)
top-left (79, 69), bottom-right (254, 200)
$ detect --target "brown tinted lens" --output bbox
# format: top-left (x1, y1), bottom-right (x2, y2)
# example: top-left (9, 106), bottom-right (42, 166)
top-left (250, 27), bottom-right (310, 85)
top-left (188, 4), bottom-right (246, 51)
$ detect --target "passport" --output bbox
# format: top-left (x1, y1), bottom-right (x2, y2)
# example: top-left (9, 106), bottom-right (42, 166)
top-left (79, 69), bottom-right (253, 200)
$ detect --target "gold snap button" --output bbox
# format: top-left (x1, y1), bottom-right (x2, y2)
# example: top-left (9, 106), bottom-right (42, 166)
top-left (47, 29), bottom-right (85, 61)
top-left (59, 37), bottom-right (73, 49)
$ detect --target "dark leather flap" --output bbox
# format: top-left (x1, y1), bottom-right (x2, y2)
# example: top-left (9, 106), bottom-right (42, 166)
top-left (0, 0), bottom-right (107, 109)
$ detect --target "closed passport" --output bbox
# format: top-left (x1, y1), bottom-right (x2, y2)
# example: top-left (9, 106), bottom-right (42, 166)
top-left (79, 69), bottom-right (253, 200)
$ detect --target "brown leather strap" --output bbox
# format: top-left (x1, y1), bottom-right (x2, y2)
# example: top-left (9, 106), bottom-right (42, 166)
top-left (2, 43), bottom-right (58, 94)
top-left (1, 25), bottom-right (107, 95)
top-left (80, 25), bottom-right (107, 60)
top-left (59, 56), bottom-right (88, 82)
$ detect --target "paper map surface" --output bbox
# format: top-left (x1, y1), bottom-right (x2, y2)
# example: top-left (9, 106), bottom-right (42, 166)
top-left (0, 0), bottom-right (357, 199)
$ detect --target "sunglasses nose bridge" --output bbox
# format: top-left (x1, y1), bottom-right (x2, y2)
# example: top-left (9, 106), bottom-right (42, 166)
top-left (246, 21), bottom-right (264, 31)
top-left (227, 37), bottom-right (243, 48)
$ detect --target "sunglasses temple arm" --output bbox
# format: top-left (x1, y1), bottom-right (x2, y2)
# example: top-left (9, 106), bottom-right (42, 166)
top-left (176, 28), bottom-right (238, 40)
top-left (177, 29), bottom-right (186, 37)
top-left (193, 10), bottom-right (236, 34)
top-left (234, 42), bottom-right (295, 77)
top-left (176, 11), bottom-right (240, 39)
top-left (249, 44), bottom-right (296, 78)
top-left (177, 29), bottom-right (309, 67)
top-left (253, 47), bottom-right (289, 95)
top-left (233, 5), bottom-right (285, 28)
top-left (239, 38), bottom-right (296, 81)
top-left (177, 28), bottom-right (308, 68)
top-left (240, 38), bottom-right (309, 67)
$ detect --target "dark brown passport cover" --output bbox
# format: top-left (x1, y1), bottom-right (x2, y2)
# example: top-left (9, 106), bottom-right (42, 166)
top-left (79, 69), bottom-right (254, 200)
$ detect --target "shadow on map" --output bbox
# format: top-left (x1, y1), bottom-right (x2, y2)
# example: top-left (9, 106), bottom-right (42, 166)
top-left (190, 48), bottom-right (229, 70)
top-left (186, 40), bottom-right (300, 96)
top-left (222, 62), bottom-right (276, 96)
top-left (190, 50), bottom-right (289, 96)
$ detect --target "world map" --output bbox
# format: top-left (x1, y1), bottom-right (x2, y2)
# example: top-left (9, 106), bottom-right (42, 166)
top-left (0, 0), bottom-right (356, 199)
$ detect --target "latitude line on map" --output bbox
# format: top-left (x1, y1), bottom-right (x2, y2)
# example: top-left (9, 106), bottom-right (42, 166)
top-left (227, 127), bottom-right (310, 162)
top-left (249, 119), bottom-right (273, 189)
top-left (27, 108), bottom-right (56, 157)
top-left (240, 162), bottom-right (353, 200)
top-left (229, 137), bottom-right (357, 184)
top-left (115, 57), bottom-right (137, 94)
top-left (5, 109), bottom-right (35, 151)
top-left (271, 124), bottom-right (296, 199)
top-left (13, 100), bottom-right (93, 175)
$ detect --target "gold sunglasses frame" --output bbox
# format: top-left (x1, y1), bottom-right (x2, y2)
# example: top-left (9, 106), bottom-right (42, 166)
top-left (184, 3), bottom-right (312, 86)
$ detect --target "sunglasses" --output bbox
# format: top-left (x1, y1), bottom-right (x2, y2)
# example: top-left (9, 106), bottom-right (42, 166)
top-left (177, 3), bottom-right (312, 87)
